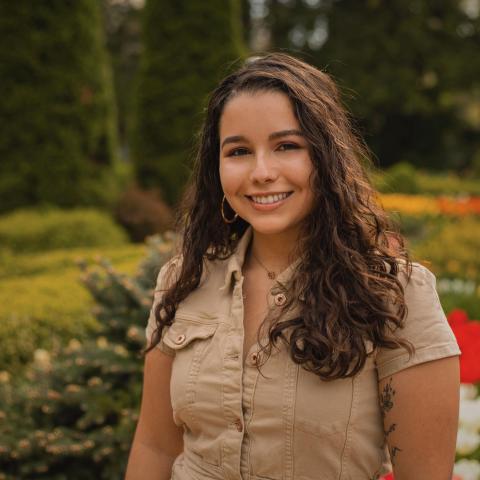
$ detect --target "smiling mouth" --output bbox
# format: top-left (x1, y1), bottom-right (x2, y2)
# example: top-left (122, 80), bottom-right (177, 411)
top-left (246, 191), bottom-right (293, 205)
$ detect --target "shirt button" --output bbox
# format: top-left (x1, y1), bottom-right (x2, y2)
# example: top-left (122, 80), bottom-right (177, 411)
top-left (233, 418), bottom-right (243, 432)
top-left (274, 293), bottom-right (287, 306)
top-left (174, 334), bottom-right (186, 345)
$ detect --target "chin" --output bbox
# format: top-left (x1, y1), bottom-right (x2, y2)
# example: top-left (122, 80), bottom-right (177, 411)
top-left (247, 219), bottom-right (296, 236)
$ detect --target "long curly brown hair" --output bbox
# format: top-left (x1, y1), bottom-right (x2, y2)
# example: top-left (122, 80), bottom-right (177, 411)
top-left (144, 52), bottom-right (414, 380)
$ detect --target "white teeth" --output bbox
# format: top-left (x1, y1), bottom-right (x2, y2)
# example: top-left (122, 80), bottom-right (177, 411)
top-left (251, 192), bottom-right (290, 204)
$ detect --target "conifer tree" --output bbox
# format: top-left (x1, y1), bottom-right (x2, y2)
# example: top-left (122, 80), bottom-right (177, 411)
top-left (132, 0), bottom-right (246, 205)
top-left (266, 0), bottom-right (480, 171)
top-left (0, 1), bottom-right (119, 213)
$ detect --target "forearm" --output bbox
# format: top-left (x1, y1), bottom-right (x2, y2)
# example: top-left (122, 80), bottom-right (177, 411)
top-left (378, 357), bottom-right (460, 479)
top-left (125, 439), bottom-right (181, 480)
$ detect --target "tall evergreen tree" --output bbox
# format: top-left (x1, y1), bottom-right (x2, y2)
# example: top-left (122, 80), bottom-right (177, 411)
top-left (0, 1), bottom-right (119, 213)
top-left (266, 0), bottom-right (480, 172)
top-left (132, 0), bottom-right (247, 205)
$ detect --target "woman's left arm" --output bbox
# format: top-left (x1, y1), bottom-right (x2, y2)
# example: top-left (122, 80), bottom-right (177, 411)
top-left (378, 355), bottom-right (460, 480)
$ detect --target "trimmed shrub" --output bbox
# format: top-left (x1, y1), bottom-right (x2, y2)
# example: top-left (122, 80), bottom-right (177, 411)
top-left (114, 185), bottom-right (174, 242)
top-left (0, 270), bottom-right (99, 372)
top-left (380, 162), bottom-right (420, 194)
top-left (0, 208), bottom-right (128, 253)
top-left (0, 244), bottom-right (145, 373)
top-left (375, 165), bottom-right (480, 196)
top-left (0, 1), bottom-right (119, 212)
top-left (132, 0), bottom-right (246, 205)
top-left (0, 244), bottom-right (144, 280)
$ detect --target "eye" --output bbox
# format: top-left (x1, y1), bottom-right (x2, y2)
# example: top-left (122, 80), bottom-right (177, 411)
top-left (227, 147), bottom-right (250, 157)
top-left (277, 143), bottom-right (300, 152)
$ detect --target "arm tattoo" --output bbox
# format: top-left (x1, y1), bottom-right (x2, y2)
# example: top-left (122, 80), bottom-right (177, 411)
top-left (370, 377), bottom-right (403, 479)
top-left (379, 377), bottom-right (402, 466)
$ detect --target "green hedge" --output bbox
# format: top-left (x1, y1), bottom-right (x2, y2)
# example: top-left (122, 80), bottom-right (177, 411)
top-left (0, 208), bottom-right (129, 253)
top-left (412, 216), bottom-right (480, 281)
top-left (0, 243), bottom-right (144, 279)
top-left (374, 162), bottom-right (480, 196)
top-left (0, 270), bottom-right (99, 371)
top-left (0, 244), bottom-right (145, 372)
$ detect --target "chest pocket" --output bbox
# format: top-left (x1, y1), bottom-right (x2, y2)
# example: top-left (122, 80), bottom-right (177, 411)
top-left (164, 317), bottom-right (218, 424)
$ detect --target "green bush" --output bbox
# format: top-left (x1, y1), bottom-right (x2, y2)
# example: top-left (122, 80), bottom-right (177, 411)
top-left (114, 185), bottom-right (174, 242)
top-left (416, 171), bottom-right (480, 196)
top-left (0, 271), bottom-right (99, 372)
top-left (380, 162), bottom-right (420, 194)
top-left (0, 232), bottom-right (176, 479)
top-left (0, 208), bottom-right (129, 253)
top-left (438, 292), bottom-right (480, 321)
top-left (0, 244), bottom-right (145, 372)
top-left (412, 216), bottom-right (480, 281)
top-left (374, 164), bottom-right (480, 196)
top-left (0, 243), bottom-right (144, 279)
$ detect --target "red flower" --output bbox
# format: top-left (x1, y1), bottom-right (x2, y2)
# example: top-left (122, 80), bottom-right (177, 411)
top-left (447, 309), bottom-right (480, 384)
top-left (448, 309), bottom-right (469, 328)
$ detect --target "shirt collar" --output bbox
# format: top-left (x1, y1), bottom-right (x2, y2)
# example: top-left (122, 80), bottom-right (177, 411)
top-left (219, 225), bottom-right (302, 292)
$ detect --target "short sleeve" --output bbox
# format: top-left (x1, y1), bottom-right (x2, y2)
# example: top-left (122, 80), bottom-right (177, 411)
top-left (375, 262), bottom-right (461, 381)
top-left (145, 257), bottom-right (180, 356)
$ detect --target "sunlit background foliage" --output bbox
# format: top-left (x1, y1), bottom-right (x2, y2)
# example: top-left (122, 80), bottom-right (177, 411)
top-left (0, 0), bottom-right (479, 478)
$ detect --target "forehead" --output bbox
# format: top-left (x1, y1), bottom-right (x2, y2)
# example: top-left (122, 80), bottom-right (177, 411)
top-left (219, 90), bottom-right (299, 137)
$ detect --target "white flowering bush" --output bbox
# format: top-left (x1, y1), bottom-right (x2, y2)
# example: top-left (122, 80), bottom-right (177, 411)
top-left (454, 384), bottom-right (480, 480)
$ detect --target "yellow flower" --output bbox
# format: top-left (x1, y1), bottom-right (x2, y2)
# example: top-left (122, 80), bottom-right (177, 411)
top-left (47, 390), bottom-right (61, 400)
top-left (67, 339), bottom-right (82, 352)
top-left (114, 345), bottom-right (128, 357)
top-left (379, 194), bottom-right (438, 215)
top-left (83, 440), bottom-right (95, 449)
top-left (96, 337), bottom-right (108, 349)
top-left (87, 376), bottom-right (102, 387)
top-left (18, 439), bottom-right (30, 449)
top-left (33, 349), bottom-right (51, 370)
top-left (66, 384), bottom-right (81, 394)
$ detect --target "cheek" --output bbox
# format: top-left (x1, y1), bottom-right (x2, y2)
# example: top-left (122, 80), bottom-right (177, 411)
top-left (219, 161), bottom-right (243, 193)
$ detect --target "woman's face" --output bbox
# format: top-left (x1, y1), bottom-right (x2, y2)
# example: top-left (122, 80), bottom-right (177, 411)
top-left (219, 90), bottom-right (315, 237)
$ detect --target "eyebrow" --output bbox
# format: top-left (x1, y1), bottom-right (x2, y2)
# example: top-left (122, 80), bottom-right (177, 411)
top-left (220, 129), bottom-right (305, 149)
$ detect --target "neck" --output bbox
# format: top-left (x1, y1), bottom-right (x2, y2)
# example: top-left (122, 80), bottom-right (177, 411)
top-left (247, 227), bottom-right (300, 274)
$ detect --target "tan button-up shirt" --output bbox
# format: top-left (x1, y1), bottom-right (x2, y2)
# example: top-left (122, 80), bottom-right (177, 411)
top-left (145, 226), bottom-right (461, 480)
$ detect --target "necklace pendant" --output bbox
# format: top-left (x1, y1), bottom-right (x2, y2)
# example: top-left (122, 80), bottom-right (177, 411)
top-left (268, 271), bottom-right (276, 280)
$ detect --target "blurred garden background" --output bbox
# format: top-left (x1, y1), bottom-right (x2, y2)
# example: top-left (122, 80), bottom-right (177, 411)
top-left (1, 0), bottom-right (480, 478)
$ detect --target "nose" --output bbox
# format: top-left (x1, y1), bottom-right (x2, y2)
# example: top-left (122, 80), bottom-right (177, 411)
top-left (249, 151), bottom-right (278, 184)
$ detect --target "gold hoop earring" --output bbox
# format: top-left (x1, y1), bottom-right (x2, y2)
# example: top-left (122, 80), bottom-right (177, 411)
top-left (221, 195), bottom-right (238, 224)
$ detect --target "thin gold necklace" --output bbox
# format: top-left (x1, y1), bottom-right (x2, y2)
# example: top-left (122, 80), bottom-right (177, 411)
top-left (251, 250), bottom-right (277, 280)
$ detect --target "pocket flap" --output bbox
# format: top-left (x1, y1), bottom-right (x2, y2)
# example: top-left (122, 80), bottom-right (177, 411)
top-left (163, 321), bottom-right (218, 350)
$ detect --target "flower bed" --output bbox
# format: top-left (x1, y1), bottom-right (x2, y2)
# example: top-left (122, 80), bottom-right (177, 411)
top-left (379, 194), bottom-right (480, 217)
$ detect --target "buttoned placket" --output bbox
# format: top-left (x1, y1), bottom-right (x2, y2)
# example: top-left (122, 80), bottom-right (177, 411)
top-left (218, 226), bottom-right (301, 480)
top-left (221, 268), bottom-right (248, 480)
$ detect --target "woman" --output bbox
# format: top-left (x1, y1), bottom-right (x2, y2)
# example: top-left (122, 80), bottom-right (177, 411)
top-left (125, 53), bottom-right (461, 480)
